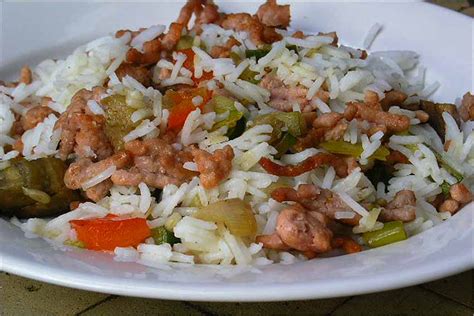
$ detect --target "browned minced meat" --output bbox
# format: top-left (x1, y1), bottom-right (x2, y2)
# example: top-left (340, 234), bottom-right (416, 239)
top-left (295, 113), bottom-right (348, 150)
top-left (191, 145), bottom-right (234, 189)
top-left (439, 199), bottom-right (459, 214)
top-left (379, 190), bottom-right (416, 222)
top-left (259, 74), bottom-right (329, 112)
top-left (221, 13), bottom-right (265, 46)
top-left (115, 63), bottom-right (152, 87)
top-left (64, 151), bottom-right (131, 202)
top-left (111, 138), bottom-right (197, 188)
top-left (256, 0), bottom-right (290, 28)
top-left (20, 106), bottom-right (56, 130)
top-left (380, 90), bottom-right (408, 111)
top-left (257, 204), bottom-right (333, 255)
top-left (210, 37), bottom-right (241, 58)
top-left (161, 22), bottom-right (185, 51)
top-left (449, 183), bottom-right (473, 204)
top-left (344, 102), bottom-right (410, 133)
top-left (193, 1), bottom-right (221, 33)
top-left (55, 88), bottom-right (113, 161)
top-left (271, 184), bottom-right (361, 226)
top-left (19, 66), bottom-right (32, 84)
top-left (459, 92), bottom-right (474, 121)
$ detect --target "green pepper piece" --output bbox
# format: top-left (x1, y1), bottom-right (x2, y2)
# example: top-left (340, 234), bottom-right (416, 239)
top-left (0, 158), bottom-right (79, 218)
top-left (239, 67), bottom-right (260, 84)
top-left (363, 221), bottom-right (407, 248)
top-left (151, 226), bottom-right (180, 245)
top-left (253, 112), bottom-right (306, 139)
top-left (227, 117), bottom-right (247, 140)
top-left (210, 96), bottom-right (244, 131)
top-left (230, 52), bottom-right (241, 64)
top-left (176, 35), bottom-right (194, 50)
top-left (440, 182), bottom-right (451, 196)
top-left (320, 141), bottom-right (390, 161)
top-left (274, 133), bottom-right (297, 158)
top-left (433, 151), bottom-right (463, 182)
top-left (101, 94), bottom-right (140, 151)
top-left (245, 47), bottom-right (271, 60)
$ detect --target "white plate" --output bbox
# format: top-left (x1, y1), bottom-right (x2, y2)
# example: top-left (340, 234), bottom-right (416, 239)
top-left (0, 1), bottom-right (473, 301)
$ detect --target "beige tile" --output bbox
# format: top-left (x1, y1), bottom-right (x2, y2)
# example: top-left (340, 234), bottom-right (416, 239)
top-left (430, 0), bottom-right (470, 11)
top-left (0, 272), bottom-right (109, 316)
top-left (422, 270), bottom-right (473, 308)
top-left (461, 7), bottom-right (474, 17)
top-left (332, 286), bottom-right (473, 316)
top-left (80, 297), bottom-right (201, 316)
top-left (189, 297), bottom-right (348, 316)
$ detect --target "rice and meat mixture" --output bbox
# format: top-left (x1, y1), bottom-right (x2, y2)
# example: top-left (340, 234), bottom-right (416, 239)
top-left (1, 0), bottom-right (473, 266)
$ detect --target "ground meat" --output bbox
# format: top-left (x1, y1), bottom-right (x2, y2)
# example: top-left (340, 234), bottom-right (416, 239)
top-left (259, 74), bottom-right (329, 112)
top-left (176, 0), bottom-right (200, 26)
top-left (255, 233), bottom-right (290, 250)
top-left (115, 63), bottom-right (152, 87)
top-left (380, 90), bottom-right (408, 111)
top-left (256, 0), bottom-right (290, 28)
top-left (344, 102), bottom-right (410, 133)
top-left (55, 88), bottom-right (113, 161)
top-left (221, 13), bottom-right (265, 46)
top-left (161, 22), bottom-right (184, 51)
top-left (262, 26), bottom-right (283, 44)
top-left (386, 150), bottom-right (409, 165)
top-left (271, 184), bottom-right (361, 226)
top-left (439, 199), bottom-right (459, 214)
top-left (209, 37), bottom-right (241, 58)
top-left (126, 38), bottom-right (162, 65)
top-left (379, 190), bottom-right (416, 222)
top-left (332, 236), bottom-right (362, 254)
top-left (194, 0), bottom-right (221, 33)
top-left (275, 205), bottom-right (333, 253)
top-left (19, 66), bottom-right (32, 84)
top-left (449, 183), bottom-right (472, 204)
top-left (111, 138), bottom-right (197, 188)
top-left (191, 145), bottom-right (234, 189)
top-left (459, 92), bottom-right (474, 121)
top-left (64, 151), bottom-right (131, 202)
top-left (20, 106), bottom-right (55, 130)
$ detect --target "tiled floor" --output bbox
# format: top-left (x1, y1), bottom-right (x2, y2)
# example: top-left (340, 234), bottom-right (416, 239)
top-left (1, 1), bottom-right (473, 315)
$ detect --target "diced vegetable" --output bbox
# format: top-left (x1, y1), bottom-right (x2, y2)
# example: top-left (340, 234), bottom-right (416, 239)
top-left (320, 141), bottom-right (390, 161)
top-left (208, 95), bottom-right (244, 131)
top-left (0, 158), bottom-right (79, 218)
top-left (193, 198), bottom-right (257, 238)
top-left (245, 48), bottom-right (271, 60)
top-left (151, 226), bottom-right (180, 245)
top-left (420, 100), bottom-right (460, 140)
top-left (362, 221), bottom-right (407, 248)
top-left (70, 216), bottom-right (151, 251)
top-left (227, 117), bottom-right (247, 140)
top-left (253, 112), bottom-right (306, 142)
top-left (440, 182), bottom-right (451, 196)
top-left (101, 94), bottom-right (140, 151)
top-left (433, 151), bottom-right (463, 182)
top-left (164, 87), bottom-right (212, 131)
top-left (273, 133), bottom-right (297, 158)
top-left (239, 68), bottom-right (260, 84)
top-left (176, 35), bottom-right (194, 50)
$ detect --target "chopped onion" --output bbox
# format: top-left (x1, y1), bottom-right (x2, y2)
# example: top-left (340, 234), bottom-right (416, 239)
top-left (193, 198), bottom-right (257, 238)
top-left (22, 187), bottom-right (51, 204)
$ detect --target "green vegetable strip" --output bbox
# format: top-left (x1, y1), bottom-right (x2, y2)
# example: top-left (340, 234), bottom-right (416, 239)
top-left (274, 133), bottom-right (297, 158)
top-left (151, 226), bottom-right (180, 245)
top-left (363, 221), bottom-right (407, 248)
top-left (210, 96), bottom-right (244, 131)
top-left (320, 141), bottom-right (390, 161)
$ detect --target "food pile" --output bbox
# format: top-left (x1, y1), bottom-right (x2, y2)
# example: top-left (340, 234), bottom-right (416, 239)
top-left (1, 0), bottom-right (473, 266)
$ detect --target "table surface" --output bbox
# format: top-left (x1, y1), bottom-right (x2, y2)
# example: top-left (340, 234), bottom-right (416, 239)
top-left (1, 1), bottom-right (473, 315)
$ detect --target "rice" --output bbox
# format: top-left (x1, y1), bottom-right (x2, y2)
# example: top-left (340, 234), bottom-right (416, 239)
top-left (130, 25), bottom-right (165, 52)
top-left (123, 119), bottom-right (158, 143)
top-left (363, 23), bottom-right (383, 49)
top-left (87, 100), bottom-right (105, 115)
top-left (337, 192), bottom-right (370, 217)
top-left (81, 166), bottom-right (116, 190)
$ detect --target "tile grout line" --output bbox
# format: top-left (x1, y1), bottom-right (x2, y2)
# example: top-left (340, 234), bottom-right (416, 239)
top-left (325, 296), bottom-right (354, 315)
top-left (75, 295), bottom-right (118, 315)
top-left (419, 285), bottom-right (474, 310)
top-left (181, 301), bottom-right (220, 316)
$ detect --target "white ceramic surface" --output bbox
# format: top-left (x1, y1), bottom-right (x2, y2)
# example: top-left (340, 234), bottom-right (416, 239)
top-left (0, 1), bottom-right (473, 301)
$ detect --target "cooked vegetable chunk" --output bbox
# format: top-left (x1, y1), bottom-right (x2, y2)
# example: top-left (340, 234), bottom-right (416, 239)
top-left (0, 158), bottom-right (79, 218)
